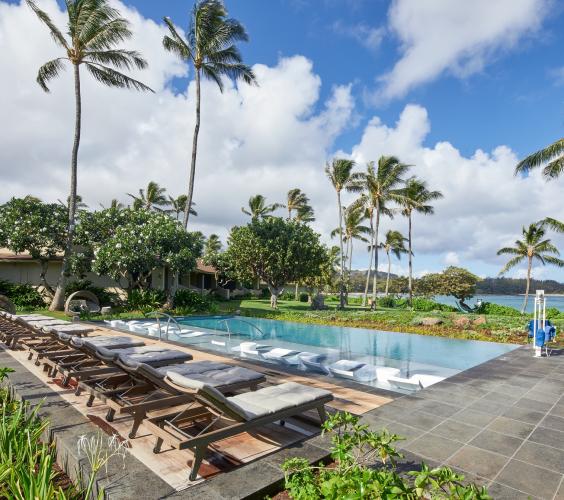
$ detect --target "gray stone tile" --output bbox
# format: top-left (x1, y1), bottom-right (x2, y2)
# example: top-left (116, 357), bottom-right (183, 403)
top-left (393, 410), bottom-right (444, 431)
top-left (514, 441), bottom-right (564, 474)
top-left (529, 427), bottom-right (564, 450)
top-left (487, 481), bottom-right (541, 500)
top-left (432, 419), bottom-right (482, 443)
top-left (451, 408), bottom-right (497, 427)
top-left (514, 397), bottom-right (553, 414)
top-left (551, 404), bottom-right (564, 419)
top-left (403, 433), bottom-right (463, 462)
top-left (540, 414), bottom-right (564, 433)
top-left (524, 388), bottom-right (561, 404)
top-left (446, 445), bottom-right (508, 479)
top-left (466, 399), bottom-right (511, 416)
top-left (496, 459), bottom-right (563, 499)
top-left (481, 390), bottom-right (521, 406)
top-left (416, 399), bottom-right (461, 418)
top-left (487, 416), bottom-right (535, 439)
top-left (502, 406), bottom-right (547, 425)
top-left (469, 430), bottom-right (523, 457)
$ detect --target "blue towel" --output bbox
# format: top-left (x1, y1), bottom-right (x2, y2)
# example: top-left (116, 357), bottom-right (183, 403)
top-left (535, 329), bottom-right (546, 348)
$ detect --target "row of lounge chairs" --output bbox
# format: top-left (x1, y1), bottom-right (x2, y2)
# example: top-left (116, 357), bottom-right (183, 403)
top-left (0, 312), bottom-right (333, 481)
top-left (235, 342), bottom-right (444, 391)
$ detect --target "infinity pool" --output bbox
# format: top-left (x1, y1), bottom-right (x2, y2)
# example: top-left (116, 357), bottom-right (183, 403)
top-left (108, 315), bottom-right (519, 393)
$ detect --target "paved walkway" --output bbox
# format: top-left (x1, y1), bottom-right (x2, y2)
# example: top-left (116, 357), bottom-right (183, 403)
top-left (362, 346), bottom-right (564, 499)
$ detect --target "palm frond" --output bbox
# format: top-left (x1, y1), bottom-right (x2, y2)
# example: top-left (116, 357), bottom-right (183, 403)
top-left (498, 255), bottom-right (525, 275)
top-left (36, 58), bottom-right (67, 92)
top-left (540, 217), bottom-right (564, 233)
top-left (162, 17), bottom-right (193, 61)
top-left (26, 0), bottom-right (69, 49)
top-left (84, 49), bottom-right (147, 70)
top-left (543, 256), bottom-right (564, 268)
top-left (543, 155), bottom-right (564, 180)
top-left (515, 138), bottom-right (564, 175)
top-left (85, 63), bottom-right (154, 92)
top-left (496, 247), bottom-right (523, 256)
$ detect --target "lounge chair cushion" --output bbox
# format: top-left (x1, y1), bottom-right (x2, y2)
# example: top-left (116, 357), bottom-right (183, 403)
top-left (329, 360), bottom-right (365, 373)
top-left (26, 319), bottom-right (69, 327)
top-left (46, 324), bottom-right (94, 334)
top-left (228, 382), bottom-right (332, 419)
top-left (75, 335), bottom-right (145, 349)
top-left (118, 347), bottom-right (192, 367)
top-left (157, 361), bottom-right (262, 386)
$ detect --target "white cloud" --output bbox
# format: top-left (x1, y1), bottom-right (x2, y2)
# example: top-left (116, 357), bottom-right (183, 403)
top-left (375, 0), bottom-right (549, 100)
top-left (332, 21), bottom-right (385, 52)
top-left (444, 252), bottom-right (460, 266)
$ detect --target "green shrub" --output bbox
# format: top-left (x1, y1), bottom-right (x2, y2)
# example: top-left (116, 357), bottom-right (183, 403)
top-left (282, 412), bottom-right (490, 500)
top-left (173, 289), bottom-right (217, 313)
top-left (476, 301), bottom-right (521, 316)
top-left (377, 296), bottom-right (397, 308)
top-left (411, 297), bottom-right (456, 312)
top-left (0, 279), bottom-right (45, 308)
top-left (65, 279), bottom-right (120, 307)
top-left (299, 293), bottom-right (309, 303)
top-left (546, 307), bottom-right (561, 319)
top-left (279, 291), bottom-right (295, 301)
top-left (126, 289), bottom-right (166, 312)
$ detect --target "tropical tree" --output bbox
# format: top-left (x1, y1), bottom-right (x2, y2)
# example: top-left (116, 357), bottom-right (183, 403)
top-left (28, 0), bottom-right (152, 310)
top-left (331, 205), bottom-right (370, 276)
top-left (497, 223), bottom-right (564, 313)
top-left (167, 194), bottom-right (197, 221)
top-left (325, 158), bottom-right (363, 308)
top-left (356, 157), bottom-right (410, 306)
top-left (127, 181), bottom-right (169, 211)
top-left (99, 199), bottom-right (124, 210)
top-left (399, 177), bottom-right (443, 306)
top-left (204, 233), bottom-right (222, 257)
top-left (295, 205), bottom-right (315, 223)
top-left (241, 194), bottom-right (282, 220)
top-left (378, 230), bottom-right (409, 296)
top-left (515, 138), bottom-right (564, 180)
top-left (162, 0), bottom-right (256, 228)
top-left (286, 188), bottom-right (310, 219)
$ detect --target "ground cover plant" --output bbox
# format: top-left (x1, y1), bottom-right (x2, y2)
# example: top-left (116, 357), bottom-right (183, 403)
top-left (281, 412), bottom-right (490, 499)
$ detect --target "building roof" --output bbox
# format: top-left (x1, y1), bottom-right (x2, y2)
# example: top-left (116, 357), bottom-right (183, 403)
top-left (196, 258), bottom-right (216, 274)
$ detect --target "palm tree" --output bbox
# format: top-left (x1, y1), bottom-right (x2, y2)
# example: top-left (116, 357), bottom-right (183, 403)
top-left (497, 223), bottom-right (564, 313)
top-left (99, 199), bottom-right (124, 210)
top-left (325, 158), bottom-right (363, 308)
top-left (295, 204), bottom-right (315, 223)
top-left (286, 188), bottom-right (310, 219)
top-left (332, 205), bottom-right (370, 276)
top-left (204, 234), bottom-right (222, 255)
top-left (399, 177), bottom-right (443, 306)
top-left (162, 0), bottom-right (256, 228)
top-left (357, 157), bottom-right (410, 306)
top-left (127, 181), bottom-right (170, 211)
top-left (378, 230), bottom-right (409, 296)
top-left (167, 195), bottom-right (198, 221)
top-left (515, 138), bottom-right (564, 180)
top-left (28, 0), bottom-right (152, 310)
top-left (241, 194), bottom-right (281, 220)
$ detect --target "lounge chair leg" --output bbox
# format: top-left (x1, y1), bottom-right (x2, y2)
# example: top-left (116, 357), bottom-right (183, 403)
top-left (61, 376), bottom-right (69, 387)
top-left (280, 420), bottom-right (285, 426)
top-left (153, 437), bottom-right (163, 454)
top-left (74, 386), bottom-right (82, 396)
top-left (86, 395), bottom-right (94, 407)
top-left (106, 408), bottom-right (115, 422)
top-left (189, 446), bottom-right (205, 481)
top-left (128, 413), bottom-right (144, 439)
top-left (317, 405), bottom-right (328, 423)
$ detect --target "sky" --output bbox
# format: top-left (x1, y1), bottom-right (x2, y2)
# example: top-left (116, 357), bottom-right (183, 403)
top-left (1, 0), bottom-right (563, 280)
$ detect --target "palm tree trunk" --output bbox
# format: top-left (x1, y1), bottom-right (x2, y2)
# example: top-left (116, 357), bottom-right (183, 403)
top-left (363, 211), bottom-right (374, 306)
top-left (337, 192), bottom-right (345, 309)
top-left (522, 257), bottom-right (532, 314)
top-left (371, 203), bottom-right (380, 303)
top-left (385, 250), bottom-right (391, 296)
top-left (407, 212), bottom-right (413, 307)
top-left (50, 63), bottom-right (81, 311)
top-left (183, 67), bottom-right (201, 229)
top-left (294, 281), bottom-right (299, 301)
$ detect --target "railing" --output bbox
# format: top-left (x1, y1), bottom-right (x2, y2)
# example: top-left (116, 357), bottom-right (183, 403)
top-left (143, 311), bottom-right (183, 341)
top-left (216, 317), bottom-right (266, 341)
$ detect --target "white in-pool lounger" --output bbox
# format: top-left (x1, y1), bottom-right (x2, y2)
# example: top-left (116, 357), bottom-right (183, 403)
top-left (328, 360), bottom-right (400, 383)
top-left (387, 374), bottom-right (445, 391)
top-left (234, 341), bottom-right (272, 359)
top-left (261, 348), bottom-right (314, 365)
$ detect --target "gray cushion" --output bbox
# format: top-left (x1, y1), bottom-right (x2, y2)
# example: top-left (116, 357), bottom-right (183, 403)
top-left (158, 361), bottom-right (263, 387)
top-left (118, 347), bottom-right (191, 367)
top-left (81, 336), bottom-right (144, 349)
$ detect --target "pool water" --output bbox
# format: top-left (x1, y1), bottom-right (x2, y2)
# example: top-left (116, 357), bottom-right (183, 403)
top-left (107, 315), bottom-right (518, 394)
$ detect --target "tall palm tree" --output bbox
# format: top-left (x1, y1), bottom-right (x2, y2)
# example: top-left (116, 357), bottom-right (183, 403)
top-left (325, 158), bottom-right (363, 308)
top-left (163, 0), bottom-right (256, 228)
top-left (127, 181), bottom-right (169, 211)
top-left (28, 0), bottom-right (152, 310)
top-left (497, 223), bottom-right (564, 313)
top-left (357, 157), bottom-right (410, 306)
top-left (399, 177), bottom-right (443, 306)
top-left (295, 204), bottom-right (315, 223)
top-left (286, 188), bottom-right (310, 219)
top-left (331, 205), bottom-right (370, 276)
top-left (204, 234), bottom-right (222, 255)
top-left (167, 194), bottom-right (198, 221)
top-left (378, 230), bottom-right (409, 296)
top-left (99, 199), bottom-right (124, 210)
top-left (241, 194), bottom-right (282, 220)
top-left (515, 138), bottom-right (564, 180)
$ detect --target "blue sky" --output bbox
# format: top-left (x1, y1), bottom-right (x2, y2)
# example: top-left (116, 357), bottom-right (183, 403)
top-left (1, 0), bottom-right (563, 282)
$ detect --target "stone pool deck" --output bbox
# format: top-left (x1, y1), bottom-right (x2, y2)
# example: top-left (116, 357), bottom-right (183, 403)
top-left (362, 345), bottom-right (564, 499)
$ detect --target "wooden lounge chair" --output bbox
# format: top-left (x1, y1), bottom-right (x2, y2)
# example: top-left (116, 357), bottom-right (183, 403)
top-left (77, 356), bottom-right (266, 439)
top-left (147, 374), bottom-right (333, 481)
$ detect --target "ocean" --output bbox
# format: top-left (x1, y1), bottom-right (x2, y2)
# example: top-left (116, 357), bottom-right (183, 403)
top-left (434, 294), bottom-right (564, 313)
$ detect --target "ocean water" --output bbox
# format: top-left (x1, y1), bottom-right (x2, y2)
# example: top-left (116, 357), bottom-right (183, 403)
top-left (434, 294), bottom-right (564, 313)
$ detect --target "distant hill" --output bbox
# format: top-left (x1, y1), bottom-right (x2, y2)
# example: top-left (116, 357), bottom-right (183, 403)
top-left (349, 269), bottom-right (397, 292)
top-left (476, 277), bottom-right (564, 295)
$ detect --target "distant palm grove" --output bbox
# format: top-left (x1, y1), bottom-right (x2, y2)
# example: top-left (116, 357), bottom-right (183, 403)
top-left (0, 0), bottom-right (561, 313)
